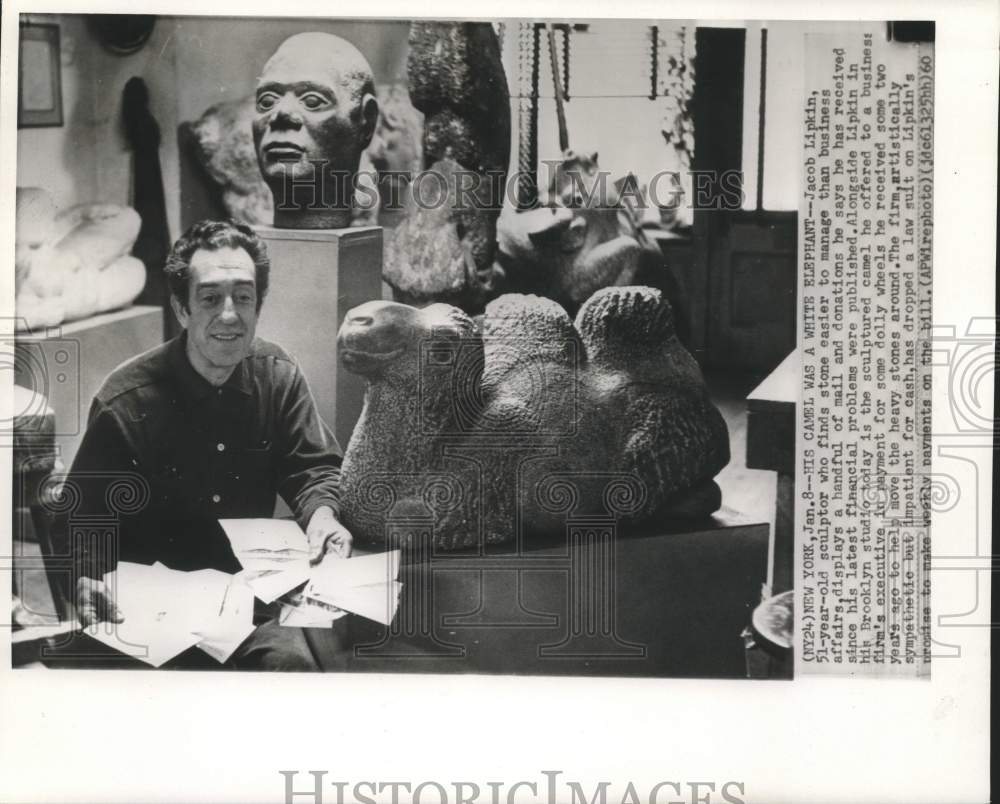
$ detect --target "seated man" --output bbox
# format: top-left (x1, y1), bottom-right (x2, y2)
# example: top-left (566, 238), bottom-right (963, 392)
top-left (64, 219), bottom-right (352, 670)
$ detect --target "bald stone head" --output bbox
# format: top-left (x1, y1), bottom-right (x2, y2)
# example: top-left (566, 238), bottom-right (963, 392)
top-left (253, 32), bottom-right (378, 229)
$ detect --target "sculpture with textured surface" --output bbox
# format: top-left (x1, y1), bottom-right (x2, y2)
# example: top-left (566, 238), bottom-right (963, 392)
top-left (383, 22), bottom-right (510, 312)
top-left (337, 285), bottom-right (729, 550)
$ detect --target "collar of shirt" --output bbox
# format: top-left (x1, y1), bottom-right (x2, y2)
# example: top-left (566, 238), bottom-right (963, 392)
top-left (167, 332), bottom-right (254, 402)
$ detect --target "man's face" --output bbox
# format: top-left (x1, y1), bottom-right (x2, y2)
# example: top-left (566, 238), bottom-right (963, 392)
top-left (172, 247), bottom-right (259, 382)
top-left (252, 48), bottom-right (363, 185)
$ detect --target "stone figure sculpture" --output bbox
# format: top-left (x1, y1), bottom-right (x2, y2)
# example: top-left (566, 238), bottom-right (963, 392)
top-left (252, 32), bottom-right (379, 229)
top-left (365, 84), bottom-right (424, 217)
top-left (496, 188), bottom-right (642, 314)
top-left (186, 97), bottom-right (274, 226)
top-left (15, 187), bottom-right (146, 332)
top-left (185, 84), bottom-right (418, 228)
top-left (383, 22), bottom-right (510, 312)
top-left (497, 150), bottom-right (692, 341)
top-left (337, 285), bottom-right (729, 550)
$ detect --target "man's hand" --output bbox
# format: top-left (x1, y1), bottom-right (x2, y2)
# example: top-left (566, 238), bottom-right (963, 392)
top-left (306, 506), bottom-right (353, 565)
top-left (75, 577), bottom-right (124, 628)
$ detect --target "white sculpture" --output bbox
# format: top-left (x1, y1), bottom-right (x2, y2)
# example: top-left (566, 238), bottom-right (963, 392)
top-left (15, 187), bottom-right (147, 332)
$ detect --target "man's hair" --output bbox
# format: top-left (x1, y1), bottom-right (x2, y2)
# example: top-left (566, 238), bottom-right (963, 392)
top-left (164, 219), bottom-right (270, 312)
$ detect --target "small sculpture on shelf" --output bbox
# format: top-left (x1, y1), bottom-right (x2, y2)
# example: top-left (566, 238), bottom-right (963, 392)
top-left (15, 187), bottom-right (147, 332)
top-left (337, 285), bottom-right (730, 551)
top-left (251, 32), bottom-right (380, 230)
top-left (496, 150), bottom-right (692, 341)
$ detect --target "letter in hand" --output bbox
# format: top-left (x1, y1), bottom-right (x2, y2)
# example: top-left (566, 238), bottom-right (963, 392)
top-left (75, 577), bottom-right (125, 628)
top-left (306, 506), bottom-right (354, 565)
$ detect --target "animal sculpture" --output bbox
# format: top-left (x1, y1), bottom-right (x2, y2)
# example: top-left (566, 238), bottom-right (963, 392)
top-left (337, 285), bottom-right (729, 550)
top-left (497, 150), bottom-right (692, 341)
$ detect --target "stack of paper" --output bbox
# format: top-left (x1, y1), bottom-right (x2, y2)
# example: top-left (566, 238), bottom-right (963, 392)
top-left (88, 562), bottom-right (255, 667)
top-left (303, 550), bottom-right (403, 626)
top-left (220, 519), bottom-right (405, 627)
top-left (219, 519), bottom-right (312, 604)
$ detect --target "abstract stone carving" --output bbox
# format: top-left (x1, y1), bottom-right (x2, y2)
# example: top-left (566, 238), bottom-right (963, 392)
top-left (366, 84), bottom-right (424, 213)
top-left (184, 97), bottom-right (275, 226)
top-left (383, 22), bottom-right (510, 312)
top-left (15, 188), bottom-right (146, 332)
top-left (337, 285), bottom-right (730, 550)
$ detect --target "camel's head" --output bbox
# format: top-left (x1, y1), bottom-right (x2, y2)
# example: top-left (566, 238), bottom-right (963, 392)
top-left (338, 299), bottom-right (477, 381)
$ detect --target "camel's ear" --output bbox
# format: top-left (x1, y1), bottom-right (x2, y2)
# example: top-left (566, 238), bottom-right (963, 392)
top-left (590, 151), bottom-right (599, 163)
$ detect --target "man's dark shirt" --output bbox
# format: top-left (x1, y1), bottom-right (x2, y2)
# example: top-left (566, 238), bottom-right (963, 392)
top-left (65, 332), bottom-right (342, 578)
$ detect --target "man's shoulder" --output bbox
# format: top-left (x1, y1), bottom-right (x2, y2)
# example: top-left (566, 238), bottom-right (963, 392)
top-left (246, 337), bottom-right (302, 376)
top-left (248, 336), bottom-right (296, 363)
top-left (93, 339), bottom-right (174, 408)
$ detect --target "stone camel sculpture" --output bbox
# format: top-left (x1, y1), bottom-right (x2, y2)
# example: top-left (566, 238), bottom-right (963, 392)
top-left (337, 285), bottom-right (730, 550)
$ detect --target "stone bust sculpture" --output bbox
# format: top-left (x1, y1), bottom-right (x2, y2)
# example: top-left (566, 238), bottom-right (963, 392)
top-left (252, 32), bottom-right (379, 229)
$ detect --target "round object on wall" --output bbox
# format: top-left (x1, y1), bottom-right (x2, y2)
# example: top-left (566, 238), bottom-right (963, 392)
top-left (90, 15), bottom-right (156, 55)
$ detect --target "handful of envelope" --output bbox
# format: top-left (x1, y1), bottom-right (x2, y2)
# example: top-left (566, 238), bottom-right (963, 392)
top-left (220, 519), bottom-right (402, 630)
top-left (87, 561), bottom-right (257, 668)
top-left (85, 520), bottom-right (402, 668)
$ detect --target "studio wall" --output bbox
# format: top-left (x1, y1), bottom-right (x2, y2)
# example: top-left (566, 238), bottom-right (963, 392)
top-left (16, 15), bottom-right (409, 242)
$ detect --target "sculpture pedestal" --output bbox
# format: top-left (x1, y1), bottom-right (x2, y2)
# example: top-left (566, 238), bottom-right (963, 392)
top-left (746, 349), bottom-right (798, 594)
top-left (254, 226), bottom-right (383, 449)
top-left (13, 305), bottom-right (165, 468)
top-left (348, 507), bottom-right (769, 678)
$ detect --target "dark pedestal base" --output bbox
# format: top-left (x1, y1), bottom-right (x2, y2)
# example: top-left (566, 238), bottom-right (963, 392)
top-left (347, 507), bottom-right (768, 679)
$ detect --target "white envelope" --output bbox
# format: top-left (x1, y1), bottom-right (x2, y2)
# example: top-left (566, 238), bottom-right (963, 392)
top-left (86, 618), bottom-right (202, 668)
top-left (240, 565), bottom-right (311, 604)
top-left (307, 581), bottom-right (403, 626)
top-left (194, 581), bottom-right (257, 663)
top-left (277, 598), bottom-right (347, 629)
top-left (219, 518), bottom-right (310, 561)
top-left (305, 550), bottom-right (401, 600)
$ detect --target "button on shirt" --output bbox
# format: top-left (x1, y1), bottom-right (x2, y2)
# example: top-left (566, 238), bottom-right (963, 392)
top-left (65, 332), bottom-right (343, 577)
